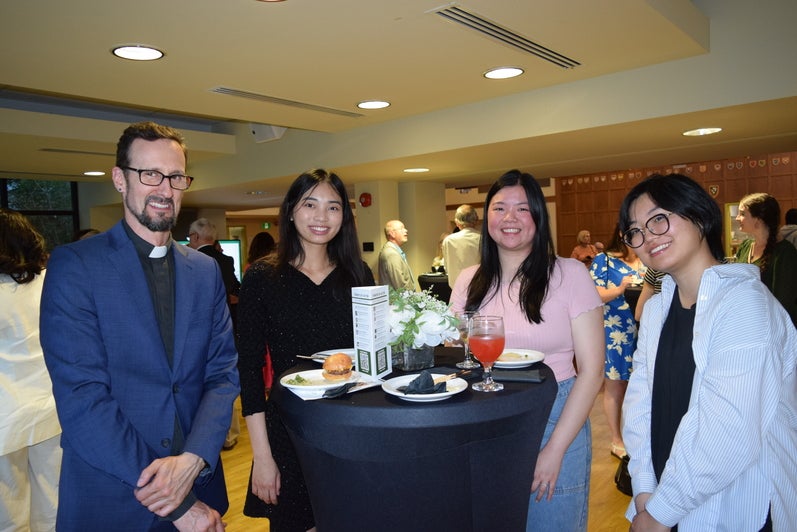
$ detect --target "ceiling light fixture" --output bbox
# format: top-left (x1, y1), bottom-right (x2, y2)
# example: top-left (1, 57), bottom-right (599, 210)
top-left (357, 100), bottom-right (390, 110)
top-left (682, 127), bottom-right (722, 137)
top-left (484, 67), bottom-right (524, 80)
top-left (112, 45), bottom-right (164, 61)
top-left (83, 171), bottom-right (105, 176)
top-left (403, 168), bottom-right (429, 173)
top-left (245, 191), bottom-right (265, 195)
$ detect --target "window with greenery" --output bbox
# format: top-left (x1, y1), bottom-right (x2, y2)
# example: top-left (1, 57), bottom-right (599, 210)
top-left (1, 178), bottom-right (79, 251)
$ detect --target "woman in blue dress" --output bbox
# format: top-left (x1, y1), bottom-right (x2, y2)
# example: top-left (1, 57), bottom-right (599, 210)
top-left (590, 229), bottom-right (644, 460)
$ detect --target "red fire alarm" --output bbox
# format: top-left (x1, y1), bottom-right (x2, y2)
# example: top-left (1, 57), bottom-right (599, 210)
top-left (359, 192), bottom-right (372, 207)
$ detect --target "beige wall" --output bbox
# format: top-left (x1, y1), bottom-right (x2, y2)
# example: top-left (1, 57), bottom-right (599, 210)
top-left (354, 180), bottom-right (400, 282)
top-left (398, 181), bottom-right (447, 280)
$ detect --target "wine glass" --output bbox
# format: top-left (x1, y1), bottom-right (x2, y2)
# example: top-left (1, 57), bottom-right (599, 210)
top-left (468, 315), bottom-right (505, 392)
top-left (454, 311), bottom-right (480, 369)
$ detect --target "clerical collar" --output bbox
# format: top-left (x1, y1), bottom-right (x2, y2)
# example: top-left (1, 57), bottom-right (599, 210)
top-left (150, 245), bottom-right (168, 258)
top-left (121, 219), bottom-right (173, 259)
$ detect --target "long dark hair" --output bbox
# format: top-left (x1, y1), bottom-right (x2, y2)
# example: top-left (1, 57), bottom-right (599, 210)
top-left (466, 170), bottom-right (556, 324)
top-left (739, 192), bottom-right (780, 273)
top-left (618, 173), bottom-right (724, 261)
top-left (247, 231), bottom-right (276, 264)
top-left (0, 208), bottom-right (47, 284)
top-left (276, 169), bottom-right (369, 291)
top-left (604, 223), bottom-right (632, 260)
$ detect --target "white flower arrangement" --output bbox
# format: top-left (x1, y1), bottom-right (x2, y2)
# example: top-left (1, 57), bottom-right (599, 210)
top-left (387, 288), bottom-right (459, 349)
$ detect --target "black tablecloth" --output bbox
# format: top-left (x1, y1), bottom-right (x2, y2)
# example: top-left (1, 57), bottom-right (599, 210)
top-left (273, 347), bottom-right (557, 532)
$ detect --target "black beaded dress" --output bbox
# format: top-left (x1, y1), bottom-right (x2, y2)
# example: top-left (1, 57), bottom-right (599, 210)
top-left (236, 260), bottom-right (374, 531)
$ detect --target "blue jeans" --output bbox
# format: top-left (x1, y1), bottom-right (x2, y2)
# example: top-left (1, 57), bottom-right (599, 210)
top-left (526, 377), bottom-right (592, 532)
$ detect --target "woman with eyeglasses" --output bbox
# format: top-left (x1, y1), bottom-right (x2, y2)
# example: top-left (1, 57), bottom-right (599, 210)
top-left (589, 226), bottom-right (645, 461)
top-left (734, 193), bottom-right (797, 326)
top-left (619, 173), bottom-right (796, 531)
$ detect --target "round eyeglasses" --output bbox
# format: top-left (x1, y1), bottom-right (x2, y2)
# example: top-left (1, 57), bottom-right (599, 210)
top-left (622, 212), bottom-right (671, 248)
top-left (122, 166), bottom-right (194, 190)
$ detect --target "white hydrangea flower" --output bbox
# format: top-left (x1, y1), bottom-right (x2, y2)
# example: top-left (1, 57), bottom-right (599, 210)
top-left (387, 288), bottom-right (458, 349)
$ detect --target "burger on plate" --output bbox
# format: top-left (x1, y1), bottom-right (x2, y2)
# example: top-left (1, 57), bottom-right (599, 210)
top-left (322, 353), bottom-right (353, 381)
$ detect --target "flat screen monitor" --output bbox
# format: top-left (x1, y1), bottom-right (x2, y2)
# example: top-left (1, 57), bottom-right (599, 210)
top-left (178, 239), bottom-right (243, 282)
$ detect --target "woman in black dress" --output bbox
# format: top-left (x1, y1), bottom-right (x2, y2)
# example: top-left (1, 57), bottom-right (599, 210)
top-left (236, 169), bottom-right (374, 531)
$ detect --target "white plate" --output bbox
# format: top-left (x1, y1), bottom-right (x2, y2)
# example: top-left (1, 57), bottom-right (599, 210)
top-left (310, 348), bottom-right (356, 364)
top-left (382, 373), bottom-right (468, 402)
top-left (280, 369), bottom-right (360, 391)
top-left (493, 348), bottom-right (545, 369)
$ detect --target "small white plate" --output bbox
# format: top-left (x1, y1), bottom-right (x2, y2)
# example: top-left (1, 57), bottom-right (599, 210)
top-left (493, 348), bottom-right (545, 369)
top-left (280, 369), bottom-right (360, 391)
top-left (310, 348), bottom-right (356, 364)
top-left (382, 373), bottom-right (468, 402)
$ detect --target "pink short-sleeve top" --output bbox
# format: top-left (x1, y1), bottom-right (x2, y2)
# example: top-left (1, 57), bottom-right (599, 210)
top-left (450, 258), bottom-right (602, 382)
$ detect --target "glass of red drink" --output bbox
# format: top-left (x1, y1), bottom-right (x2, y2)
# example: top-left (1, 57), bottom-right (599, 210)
top-left (468, 315), bottom-right (505, 392)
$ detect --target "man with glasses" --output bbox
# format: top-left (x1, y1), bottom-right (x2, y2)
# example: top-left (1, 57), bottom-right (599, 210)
top-left (41, 121), bottom-right (239, 531)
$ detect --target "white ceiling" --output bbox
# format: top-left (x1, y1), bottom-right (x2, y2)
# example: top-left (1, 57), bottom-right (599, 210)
top-left (1, 0), bottom-right (796, 211)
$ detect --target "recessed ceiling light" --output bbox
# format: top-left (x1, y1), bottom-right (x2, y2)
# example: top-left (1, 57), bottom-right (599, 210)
top-left (682, 127), bottom-right (722, 137)
top-left (484, 67), bottom-right (524, 80)
top-left (112, 45), bottom-right (164, 61)
top-left (357, 100), bottom-right (390, 110)
top-left (83, 171), bottom-right (105, 176)
top-left (403, 168), bottom-right (429, 173)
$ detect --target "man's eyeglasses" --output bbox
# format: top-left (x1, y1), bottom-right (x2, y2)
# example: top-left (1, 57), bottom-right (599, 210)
top-left (622, 212), bottom-right (671, 248)
top-left (121, 166), bottom-right (194, 190)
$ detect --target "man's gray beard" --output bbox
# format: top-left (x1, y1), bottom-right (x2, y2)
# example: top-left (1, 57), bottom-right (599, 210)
top-left (127, 195), bottom-right (177, 232)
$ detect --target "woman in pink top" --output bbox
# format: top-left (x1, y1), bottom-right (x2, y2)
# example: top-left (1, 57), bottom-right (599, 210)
top-left (450, 170), bottom-right (604, 532)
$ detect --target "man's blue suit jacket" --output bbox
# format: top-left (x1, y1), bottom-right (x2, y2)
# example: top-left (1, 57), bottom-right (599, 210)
top-left (40, 221), bottom-right (240, 531)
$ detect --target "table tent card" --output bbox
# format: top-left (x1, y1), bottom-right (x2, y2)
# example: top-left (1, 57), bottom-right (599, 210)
top-left (351, 285), bottom-right (392, 379)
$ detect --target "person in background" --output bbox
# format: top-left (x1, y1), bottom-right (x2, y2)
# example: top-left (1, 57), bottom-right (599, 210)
top-left (188, 218), bottom-right (243, 451)
top-left (450, 170), bottom-right (604, 532)
top-left (594, 241), bottom-right (605, 253)
top-left (187, 218), bottom-right (241, 310)
top-left (0, 209), bottom-right (61, 532)
top-left (570, 229), bottom-right (599, 268)
top-left (40, 121), bottom-right (239, 531)
top-left (634, 268), bottom-right (665, 322)
top-left (442, 204), bottom-right (481, 288)
top-left (777, 207), bottom-right (797, 248)
top-left (236, 169), bottom-right (374, 531)
top-left (246, 231), bottom-right (276, 270)
top-left (735, 193), bottom-right (797, 326)
top-left (244, 231), bottom-right (278, 393)
top-left (589, 227), bottom-right (645, 460)
top-left (378, 219), bottom-right (415, 291)
top-left (620, 173), bottom-right (796, 531)
top-left (431, 232), bottom-right (448, 273)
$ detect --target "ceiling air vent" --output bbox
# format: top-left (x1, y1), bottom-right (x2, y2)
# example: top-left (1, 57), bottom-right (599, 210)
top-left (40, 148), bottom-right (114, 157)
top-left (433, 5), bottom-right (581, 69)
top-left (209, 87), bottom-right (363, 118)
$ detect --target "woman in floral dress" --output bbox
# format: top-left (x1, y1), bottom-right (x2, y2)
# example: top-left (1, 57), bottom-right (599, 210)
top-left (590, 229), bottom-right (644, 460)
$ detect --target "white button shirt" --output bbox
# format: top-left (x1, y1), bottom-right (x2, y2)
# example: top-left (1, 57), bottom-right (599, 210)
top-left (623, 264), bottom-right (797, 530)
